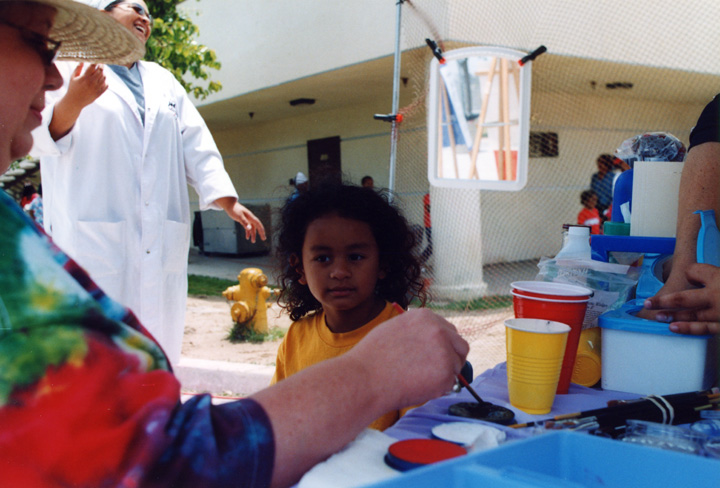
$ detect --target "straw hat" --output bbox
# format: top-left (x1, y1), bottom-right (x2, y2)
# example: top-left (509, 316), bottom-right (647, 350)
top-left (1, 0), bottom-right (145, 65)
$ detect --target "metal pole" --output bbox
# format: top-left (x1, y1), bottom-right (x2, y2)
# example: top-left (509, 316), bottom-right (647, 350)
top-left (388, 0), bottom-right (403, 194)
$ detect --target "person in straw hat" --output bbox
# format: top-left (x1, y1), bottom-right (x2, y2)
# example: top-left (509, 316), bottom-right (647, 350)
top-left (29, 0), bottom-right (267, 366)
top-left (0, 3), bottom-right (469, 484)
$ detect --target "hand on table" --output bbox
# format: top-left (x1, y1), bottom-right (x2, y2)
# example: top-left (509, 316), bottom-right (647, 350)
top-left (643, 263), bottom-right (720, 335)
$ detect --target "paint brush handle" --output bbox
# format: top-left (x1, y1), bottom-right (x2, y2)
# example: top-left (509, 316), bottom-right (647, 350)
top-left (456, 373), bottom-right (485, 404)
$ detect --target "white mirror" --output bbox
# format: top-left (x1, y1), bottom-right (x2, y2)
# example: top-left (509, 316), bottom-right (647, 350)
top-left (427, 46), bottom-right (532, 190)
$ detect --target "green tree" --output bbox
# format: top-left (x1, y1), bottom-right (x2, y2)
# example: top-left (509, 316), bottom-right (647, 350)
top-left (145, 0), bottom-right (222, 100)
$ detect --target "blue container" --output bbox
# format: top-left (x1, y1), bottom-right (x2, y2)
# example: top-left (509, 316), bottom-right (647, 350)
top-left (611, 169), bottom-right (633, 223)
top-left (367, 431), bottom-right (720, 487)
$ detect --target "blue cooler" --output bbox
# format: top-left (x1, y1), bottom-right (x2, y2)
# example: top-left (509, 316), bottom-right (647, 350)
top-left (367, 431), bottom-right (720, 487)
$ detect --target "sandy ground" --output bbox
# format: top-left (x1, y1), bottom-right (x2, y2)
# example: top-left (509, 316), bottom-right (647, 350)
top-left (181, 296), bottom-right (510, 372)
top-left (182, 296), bottom-right (289, 366)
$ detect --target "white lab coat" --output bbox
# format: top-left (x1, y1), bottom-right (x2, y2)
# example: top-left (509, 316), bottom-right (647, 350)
top-left (31, 61), bottom-right (238, 365)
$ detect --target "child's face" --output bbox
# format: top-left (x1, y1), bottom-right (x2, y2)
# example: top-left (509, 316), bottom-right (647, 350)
top-left (298, 214), bottom-right (386, 328)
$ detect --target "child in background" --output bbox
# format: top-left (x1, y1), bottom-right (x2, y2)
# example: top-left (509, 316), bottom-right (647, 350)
top-left (578, 189), bottom-right (602, 234)
top-left (272, 182), bottom-right (427, 430)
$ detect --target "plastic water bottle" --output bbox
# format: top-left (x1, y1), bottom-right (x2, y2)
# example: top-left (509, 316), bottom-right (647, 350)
top-left (555, 225), bottom-right (591, 260)
top-left (696, 209), bottom-right (720, 266)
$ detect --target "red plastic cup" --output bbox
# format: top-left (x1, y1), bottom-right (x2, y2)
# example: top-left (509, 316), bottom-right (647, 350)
top-left (511, 289), bottom-right (590, 394)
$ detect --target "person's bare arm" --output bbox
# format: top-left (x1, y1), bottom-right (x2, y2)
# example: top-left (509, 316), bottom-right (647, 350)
top-left (48, 63), bottom-right (107, 140)
top-left (214, 196), bottom-right (267, 243)
top-left (639, 142), bottom-right (720, 319)
top-left (251, 308), bottom-right (468, 488)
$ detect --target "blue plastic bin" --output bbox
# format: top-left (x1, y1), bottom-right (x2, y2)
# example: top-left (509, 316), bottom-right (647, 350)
top-left (366, 431), bottom-right (720, 487)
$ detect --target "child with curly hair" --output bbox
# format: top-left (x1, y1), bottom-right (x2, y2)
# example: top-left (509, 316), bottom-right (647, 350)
top-left (271, 182), bottom-right (427, 430)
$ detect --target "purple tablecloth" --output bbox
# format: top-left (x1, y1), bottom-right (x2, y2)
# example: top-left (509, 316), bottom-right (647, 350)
top-left (385, 362), bottom-right (641, 442)
top-left (295, 363), bottom-right (669, 487)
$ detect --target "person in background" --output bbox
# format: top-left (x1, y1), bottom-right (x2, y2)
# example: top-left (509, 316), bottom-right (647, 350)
top-left (0, 3), bottom-right (469, 486)
top-left (23, 182), bottom-right (43, 225)
top-left (642, 94), bottom-right (720, 335)
top-left (30, 0), bottom-right (266, 366)
top-left (289, 171), bottom-right (309, 201)
top-left (577, 189), bottom-right (601, 235)
top-left (272, 182), bottom-right (427, 430)
top-left (19, 180), bottom-right (39, 208)
top-left (589, 153), bottom-right (616, 217)
top-left (361, 175), bottom-right (374, 188)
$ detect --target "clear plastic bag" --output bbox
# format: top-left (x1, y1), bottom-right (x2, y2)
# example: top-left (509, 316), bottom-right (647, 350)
top-left (535, 257), bottom-right (641, 328)
top-left (622, 420), bottom-right (706, 456)
top-left (615, 131), bottom-right (686, 166)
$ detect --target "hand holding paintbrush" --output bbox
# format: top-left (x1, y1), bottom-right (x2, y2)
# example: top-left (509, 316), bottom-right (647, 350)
top-left (391, 302), bottom-right (476, 395)
top-left (391, 302), bottom-right (516, 425)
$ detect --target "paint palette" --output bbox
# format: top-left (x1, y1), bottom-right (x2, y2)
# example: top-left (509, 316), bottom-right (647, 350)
top-left (384, 438), bottom-right (467, 471)
top-left (448, 401), bottom-right (516, 425)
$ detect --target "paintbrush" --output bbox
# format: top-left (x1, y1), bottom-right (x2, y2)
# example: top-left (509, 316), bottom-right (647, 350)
top-left (456, 372), bottom-right (485, 404)
top-left (509, 389), bottom-right (718, 429)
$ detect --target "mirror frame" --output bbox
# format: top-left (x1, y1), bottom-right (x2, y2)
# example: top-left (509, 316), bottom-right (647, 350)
top-left (427, 45), bottom-right (532, 191)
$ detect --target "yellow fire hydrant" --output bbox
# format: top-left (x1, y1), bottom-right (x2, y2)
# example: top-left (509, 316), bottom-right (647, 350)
top-left (222, 268), bottom-right (275, 335)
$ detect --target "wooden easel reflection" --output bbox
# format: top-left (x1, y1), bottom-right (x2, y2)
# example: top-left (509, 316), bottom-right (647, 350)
top-left (466, 57), bottom-right (519, 181)
top-left (437, 80), bottom-right (459, 179)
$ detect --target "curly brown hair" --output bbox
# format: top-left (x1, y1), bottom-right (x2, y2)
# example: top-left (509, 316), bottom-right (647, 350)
top-left (276, 181), bottom-right (427, 321)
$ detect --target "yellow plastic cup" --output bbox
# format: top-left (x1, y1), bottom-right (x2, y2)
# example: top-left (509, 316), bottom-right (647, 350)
top-left (505, 318), bottom-right (570, 414)
top-left (571, 327), bottom-right (602, 387)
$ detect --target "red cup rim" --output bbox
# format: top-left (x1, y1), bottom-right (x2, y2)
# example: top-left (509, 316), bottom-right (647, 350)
top-left (510, 281), bottom-right (593, 298)
top-left (511, 290), bottom-right (590, 303)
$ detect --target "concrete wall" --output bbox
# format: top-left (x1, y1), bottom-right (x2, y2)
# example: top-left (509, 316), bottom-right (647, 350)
top-left (211, 104), bottom-right (394, 200)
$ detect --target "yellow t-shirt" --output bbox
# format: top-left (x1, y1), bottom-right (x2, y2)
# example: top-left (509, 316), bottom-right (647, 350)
top-left (271, 301), bottom-right (407, 431)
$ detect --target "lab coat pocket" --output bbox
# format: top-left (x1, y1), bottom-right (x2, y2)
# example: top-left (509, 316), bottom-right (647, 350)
top-left (162, 220), bottom-right (190, 274)
top-left (74, 221), bottom-right (127, 295)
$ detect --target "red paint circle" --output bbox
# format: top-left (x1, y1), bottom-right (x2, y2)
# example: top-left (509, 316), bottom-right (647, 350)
top-left (387, 439), bottom-right (466, 466)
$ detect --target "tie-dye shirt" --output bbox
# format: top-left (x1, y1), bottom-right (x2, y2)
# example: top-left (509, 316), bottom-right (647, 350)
top-left (0, 190), bottom-right (274, 487)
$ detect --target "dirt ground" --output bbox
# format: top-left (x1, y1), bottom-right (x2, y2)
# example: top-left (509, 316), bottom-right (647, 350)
top-left (182, 296), bottom-right (288, 366)
top-left (181, 296), bottom-right (510, 372)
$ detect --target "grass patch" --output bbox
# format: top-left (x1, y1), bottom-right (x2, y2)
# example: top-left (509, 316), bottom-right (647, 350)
top-left (426, 295), bottom-right (513, 311)
top-left (228, 325), bottom-right (286, 344)
top-left (188, 274), bottom-right (236, 297)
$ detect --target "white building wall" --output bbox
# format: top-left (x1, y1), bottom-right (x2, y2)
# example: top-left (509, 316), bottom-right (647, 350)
top-left (180, 0), bottom-right (397, 104)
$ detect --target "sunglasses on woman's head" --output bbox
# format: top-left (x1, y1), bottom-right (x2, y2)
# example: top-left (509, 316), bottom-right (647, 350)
top-left (0, 20), bottom-right (61, 66)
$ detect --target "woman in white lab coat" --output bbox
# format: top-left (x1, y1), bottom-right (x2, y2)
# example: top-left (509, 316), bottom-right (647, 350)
top-left (31, 0), bottom-right (265, 365)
